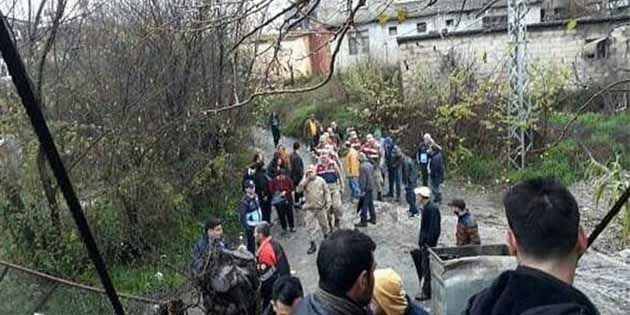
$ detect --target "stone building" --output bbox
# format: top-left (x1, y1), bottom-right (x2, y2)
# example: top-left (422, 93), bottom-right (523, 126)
top-left (398, 15), bottom-right (630, 98)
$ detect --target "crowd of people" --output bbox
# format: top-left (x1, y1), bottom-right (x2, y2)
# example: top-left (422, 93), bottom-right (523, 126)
top-left (188, 113), bottom-right (600, 315)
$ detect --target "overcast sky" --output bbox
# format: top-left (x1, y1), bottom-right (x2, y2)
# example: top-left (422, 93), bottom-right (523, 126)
top-left (1, 0), bottom-right (84, 20)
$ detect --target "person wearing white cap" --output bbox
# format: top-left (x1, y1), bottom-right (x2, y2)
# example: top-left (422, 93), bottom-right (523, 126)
top-left (410, 186), bottom-right (441, 301)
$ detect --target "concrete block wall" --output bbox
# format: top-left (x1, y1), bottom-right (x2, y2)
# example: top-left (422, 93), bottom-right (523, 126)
top-left (399, 19), bottom-right (630, 99)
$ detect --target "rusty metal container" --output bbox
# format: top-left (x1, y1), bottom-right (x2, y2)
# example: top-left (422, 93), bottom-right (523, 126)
top-left (428, 244), bottom-right (517, 315)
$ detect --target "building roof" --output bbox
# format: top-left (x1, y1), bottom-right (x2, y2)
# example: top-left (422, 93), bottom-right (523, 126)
top-left (323, 0), bottom-right (541, 27)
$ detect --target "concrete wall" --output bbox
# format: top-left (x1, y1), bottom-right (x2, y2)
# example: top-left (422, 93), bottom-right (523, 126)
top-left (398, 16), bottom-right (630, 98)
top-left (333, 3), bottom-right (543, 71)
top-left (256, 34), bottom-right (314, 81)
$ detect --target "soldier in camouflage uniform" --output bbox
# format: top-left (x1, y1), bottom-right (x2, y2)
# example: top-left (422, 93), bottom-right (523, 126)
top-left (296, 165), bottom-right (332, 255)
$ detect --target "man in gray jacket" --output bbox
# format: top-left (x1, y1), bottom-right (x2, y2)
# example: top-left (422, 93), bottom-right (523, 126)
top-left (355, 154), bottom-right (375, 227)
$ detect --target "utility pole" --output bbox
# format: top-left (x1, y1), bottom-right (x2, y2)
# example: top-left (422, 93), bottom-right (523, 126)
top-left (507, 0), bottom-right (532, 169)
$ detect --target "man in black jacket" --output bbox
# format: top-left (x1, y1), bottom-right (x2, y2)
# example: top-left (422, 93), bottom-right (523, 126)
top-left (295, 229), bottom-right (376, 315)
top-left (463, 178), bottom-right (599, 315)
top-left (411, 186), bottom-right (441, 301)
top-left (290, 142), bottom-right (305, 207)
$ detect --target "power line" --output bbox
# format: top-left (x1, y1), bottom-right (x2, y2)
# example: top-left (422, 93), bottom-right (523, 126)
top-left (0, 11), bottom-right (126, 315)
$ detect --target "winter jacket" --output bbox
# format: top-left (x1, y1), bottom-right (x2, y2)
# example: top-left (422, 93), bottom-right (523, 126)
top-left (256, 237), bottom-right (290, 283)
top-left (419, 201), bottom-right (441, 247)
top-left (405, 295), bottom-right (430, 315)
top-left (290, 152), bottom-right (304, 185)
top-left (456, 211), bottom-right (481, 246)
top-left (270, 114), bottom-right (280, 129)
top-left (191, 237), bottom-right (226, 274)
top-left (304, 118), bottom-right (321, 138)
top-left (429, 151), bottom-right (445, 183)
top-left (389, 146), bottom-right (403, 169)
top-left (416, 144), bottom-right (430, 167)
top-left (402, 157), bottom-right (418, 187)
top-left (254, 167), bottom-right (271, 202)
top-left (317, 162), bottom-right (342, 186)
top-left (463, 266), bottom-right (599, 315)
top-left (344, 148), bottom-right (361, 177)
top-left (237, 194), bottom-right (262, 228)
top-left (295, 289), bottom-right (370, 315)
top-left (268, 174), bottom-right (295, 204)
top-left (296, 176), bottom-right (331, 210)
top-left (358, 160), bottom-right (374, 194)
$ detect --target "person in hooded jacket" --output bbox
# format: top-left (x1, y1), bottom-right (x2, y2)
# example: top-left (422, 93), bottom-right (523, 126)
top-left (253, 157), bottom-right (273, 223)
top-left (463, 177), bottom-right (599, 315)
top-left (238, 180), bottom-right (263, 254)
top-left (371, 268), bottom-right (429, 315)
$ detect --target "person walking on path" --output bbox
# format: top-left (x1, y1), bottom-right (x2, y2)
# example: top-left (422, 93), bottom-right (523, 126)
top-left (238, 180), bottom-right (264, 254)
top-left (290, 142), bottom-right (305, 208)
top-left (371, 268), bottom-right (430, 315)
top-left (355, 153), bottom-right (375, 227)
top-left (344, 142), bottom-right (361, 203)
top-left (269, 168), bottom-right (296, 234)
top-left (428, 145), bottom-right (445, 204)
top-left (362, 134), bottom-right (384, 201)
top-left (295, 229), bottom-right (377, 315)
top-left (411, 187), bottom-right (441, 301)
top-left (448, 199), bottom-right (481, 246)
top-left (303, 114), bottom-right (321, 150)
top-left (296, 166), bottom-right (332, 255)
top-left (253, 158), bottom-right (273, 223)
top-left (256, 222), bottom-right (291, 312)
top-left (316, 151), bottom-right (345, 231)
top-left (463, 178), bottom-right (599, 315)
top-left (270, 112), bottom-right (282, 148)
top-left (416, 135), bottom-right (431, 187)
top-left (384, 138), bottom-right (403, 202)
top-left (402, 154), bottom-right (419, 217)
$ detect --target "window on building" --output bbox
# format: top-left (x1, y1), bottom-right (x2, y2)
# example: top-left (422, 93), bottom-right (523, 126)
top-left (482, 15), bottom-right (508, 29)
top-left (348, 30), bottom-right (369, 55)
top-left (389, 26), bottom-right (398, 36)
top-left (446, 19), bottom-right (454, 27)
top-left (417, 22), bottom-right (427, 33)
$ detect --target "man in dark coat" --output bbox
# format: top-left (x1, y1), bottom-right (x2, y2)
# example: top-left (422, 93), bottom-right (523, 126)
top-left (428, 145), bottom-right (445, 204)
top-left (253, 160), bottom-right (273, 222)
top-left (415, 135), bottom-right (431, 187)
top-left (295, 229), bottom-right (376, 315)
top-left (449, 199), bottom-right (481, 246)
top-left (384, 137), bottom-right (403, 202)
top-left (411, 186), bottom-right (441, 301)
top-left (191, 217), bottom-right (226, 274)
top-left (270, 112), bottom-right (281, 147)
top-left (238, 180), bottom-right (263, 254)
top-left (290, 142), bottom-right (305, 207)
top-left (463, 178), bottom-right (599, 315)
top-left (402, 154), bottom-right (419, 217)
top-left (355, 153), bottom-right (375, 227)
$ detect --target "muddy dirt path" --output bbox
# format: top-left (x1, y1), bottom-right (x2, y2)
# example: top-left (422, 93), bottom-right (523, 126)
top-left (252, 130), bottom-right (630, 315)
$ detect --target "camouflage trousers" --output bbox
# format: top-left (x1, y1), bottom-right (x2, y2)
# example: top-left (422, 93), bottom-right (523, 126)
top-left (304, 207), bottom-right (329, 242)
top-left (327, 183), bottom-right (343, 230)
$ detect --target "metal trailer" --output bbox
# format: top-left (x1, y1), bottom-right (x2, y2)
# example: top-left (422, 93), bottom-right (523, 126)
top-left (428, 244), bottom-right (517, 315)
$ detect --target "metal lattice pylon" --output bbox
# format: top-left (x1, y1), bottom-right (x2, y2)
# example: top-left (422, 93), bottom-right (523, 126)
top-left (507, 0), bottom-right (532, 169)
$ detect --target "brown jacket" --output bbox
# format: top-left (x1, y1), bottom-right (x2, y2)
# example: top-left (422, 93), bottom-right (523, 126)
top-left (296, 176), bottom-right (331, 210)
top-left (456, 211), bottom-right (481, 246)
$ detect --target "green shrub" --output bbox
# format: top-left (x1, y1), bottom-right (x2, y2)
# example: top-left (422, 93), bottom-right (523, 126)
top-left (508, 141), bottom-right (583, 186)
top-left (458, 153), bottom-right (505, 183)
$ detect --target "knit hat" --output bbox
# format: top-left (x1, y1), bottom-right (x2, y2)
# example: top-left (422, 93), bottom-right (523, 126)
top-left (373, 269), bottom-right (408, 315)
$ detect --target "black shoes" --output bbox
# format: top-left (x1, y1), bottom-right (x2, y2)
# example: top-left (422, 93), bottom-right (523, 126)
top-left (289, 227), bottom-right (296, 233)
top-left (368, 218), bottom-right (376, 225)
top-left (377, 192), bottom-right (383, 201)
top-left (307, 241), bottom-right (317, 255)
top-left (354, 221), bottom-right (368, 227)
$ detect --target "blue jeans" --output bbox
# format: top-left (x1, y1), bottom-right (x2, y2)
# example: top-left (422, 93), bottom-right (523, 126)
top-left (360, 190), bottom-right (375, 221)
top-left (348, 177), bottom-right (360, 200)
top-left (387, 166), bottom-right (401, 198)
top-left (430, 177), bottom-right (442, 204)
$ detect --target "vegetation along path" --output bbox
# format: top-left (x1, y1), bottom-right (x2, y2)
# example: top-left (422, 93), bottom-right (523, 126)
top-left (252, 129), bottom-right (630, 315)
